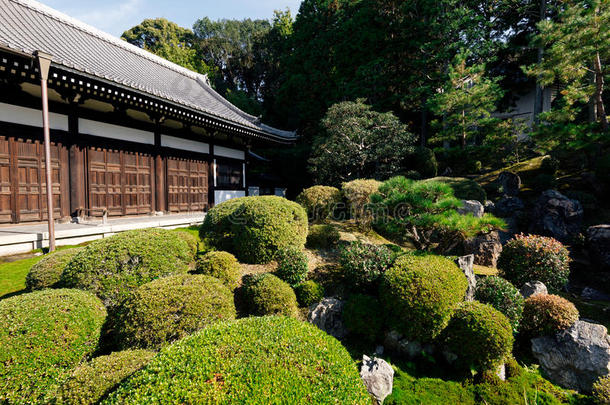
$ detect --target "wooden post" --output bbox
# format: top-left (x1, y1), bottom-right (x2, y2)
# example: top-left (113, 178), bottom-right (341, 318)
top-left (208, 144), bottom-right (215, 208)
top-left (68, 103), bottom-right (86, 217)
top-left (154, 123), bottom-right (165, 213)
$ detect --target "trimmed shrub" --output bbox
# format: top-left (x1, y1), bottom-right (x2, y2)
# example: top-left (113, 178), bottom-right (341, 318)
top-left (60, 228), bottom-right (192, 309)
top-left (0, 289), bottom-right (107, 403)
top-left (342, 179), bottom-right (382, 226)
top-left (521, 294), bottom-right (579, 337)
top-left (25, 248), bottom-right (81, 290)
top-left (444, 302), bottom-right (514, 372)
top-left (114, 274), bottom-right (236, 350)
top-left (275, 246), bottom-right (309, 286)
top-left (498, 234), bottom-right (570, 292)
top-left (339, 240), bottom-right (394, 292)
top-left (242, 273), bottom-right (299, 317)
top-left (199, 196), bottom-right (308, 264)
top-left (343, 294), bottom-right (384, 342)
top-left (593, 375), bottom-right (610, 404)
top-left (296, 185), bottom-right (342, 221)
top-left (380, 254), bottom-right (468, 342)
top-left (306, 224), bottom-right (341, 249)
top-left (294, 280), bottom-right (324, 307)
top-left (475, 276), bottom-right (524, 333)
top-left (56, 349), bottom-right (155, 405)
top-left (195, 251), bottom-right (241, 290)
top-left (105, 317), bottom-right (370, 404)
top-left (174, 230), bottom-right (199, 257)
top-left (424, 177), bottom-right (487, 202)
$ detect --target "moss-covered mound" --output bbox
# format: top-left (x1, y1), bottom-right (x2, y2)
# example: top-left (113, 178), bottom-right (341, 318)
top-left (242, 273), bottom-right (299, 317)
top-left (56, 349), bottom-right (155, 405)
top-left (294, 280), bottom-right (324, 307)
top-left (199, 196), bottom-right (308, 264)
top-left (195, 251), bottom-right (241, 290)
top-left (0, 289), bottom-right (107, 403)
top-left (25, 248), bottom-right (81, 290)
top-left (114, 274), bottom-right (236, 350)
top-left (104, 317), bottom-right (370, 404)
top-left (60, 228), bottom-right (192, 309)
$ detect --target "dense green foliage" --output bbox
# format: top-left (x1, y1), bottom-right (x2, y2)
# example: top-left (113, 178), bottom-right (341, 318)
top-left (0, 289), bottom-right (107, 403)
top-left (380, 254), bottom-right (468, 342)
top-left (306, 224), bottom-right (341, 249)
top-left (423, 177), bottom-right (487, 202)
top-left (56, 350), bottom-right (155, 405)
top-left (498, 234), bottom-right (571, 292)
top-left (114, 274), bottom-right (236, 350)
top-left (342, 178), bottom-right (382, 227)
top-left (104, 317), bottom-right (370, 404)
top-left (343, 294), bottom-right (384, 342)
top-left (294, 280), bottom-right (324, 307)
top-left (475, 276), bottom-right (525, 333)
top-left (593, 375), bottom-right (610, 404)
top-left (275, 246), bottom-right (309, 287)
top-left (173, 230), bottom-right (199, 258)
top-left (195, 251), bottom-right (241, 290)
top-left (339, 240), bottom-right (394, 292)
top-left (199, 196), bottom-right (308, 264)
top-left (296, 185), bottom-right (342, 221)
top-left (241, 273), bottom-right (298, 317)
top-left (25, 248), bottom-right (81, 291)
top-left (521, 294), bottom-right (580, 337)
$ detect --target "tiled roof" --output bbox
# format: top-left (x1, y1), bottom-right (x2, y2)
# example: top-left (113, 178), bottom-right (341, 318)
top-left (0, 0), bottom-right (296, 141)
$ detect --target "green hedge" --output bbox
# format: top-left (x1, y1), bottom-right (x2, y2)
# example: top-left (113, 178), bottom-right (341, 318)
top-left (296, 185), bottom-right (342, 221)
top-left (173, 230), bottom-right (199, 258)
top-left (60, 229), bottom-right (192, 310)
top-left (195, 251), bottom-right (241, 290)
top-left (275, 246), bottom-right (309, 286)
top-left (294, 280), bottom-right (324, 307)
top-left (104, 317), bottom-right (370, 404)
top-left (339, 240), bottom-right (394, 292)
top-left (0, 289), bottom-right (107, 403)
top-left (114, 274), bottom-right (236, 350)
top-left (475, 276), bottom-right (524, 333)
top-left (521, 294), bottom-right (579, 337)
top-left (25, 248), bottom-right (81, 291)
top-left (242, 273), bottom-right (299, 317)
top-left (343, 294), bottom-right (384, 342)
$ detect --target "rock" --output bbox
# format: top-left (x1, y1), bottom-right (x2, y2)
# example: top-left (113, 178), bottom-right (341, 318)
top-left (531, 320), bottom-right (610, 392)
top-left (457, 200), bottom-right (484, 218)
top-left (588, 225), bottom-right (610, 271)
top-left (530, 190), bottom-right (583, 243)
top-left (307, 298), bottom-right (347, 339)
top-left (464, 231), bottom-right (503, 268)
top-left (360, 355), bottom-right (394, 404)
top-left (455, 255), bottom-right (476, 301)
top-left (498, 171), bottom-right (521, 196)
top-left (384, 330), bottom-right (434, 359)
top-left (494, 196), bottom-right (525, 218)
top-left (520, 281), bottom-right (548, 299)
top-left (581, 287), bottom-right (610, 301)
top-left (484, 200), bottom-right (496, 214)
top-left (496, 363), bottom-right (506, 381)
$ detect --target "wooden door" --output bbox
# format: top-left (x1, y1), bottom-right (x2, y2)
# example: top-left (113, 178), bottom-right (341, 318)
top-left (0, 136), bottom-right (11, 223)
top-left (88, 146), bottom-right (123, 216)
top-left (123, 151), bottom-right (153, 215)
top-left (167, 156), bottom-right (208, 213)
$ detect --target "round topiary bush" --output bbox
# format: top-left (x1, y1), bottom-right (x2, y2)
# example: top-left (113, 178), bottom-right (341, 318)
top-left (195, 251), bottom-right (241, 290)
top-left (104, 317), bottom-right (370, 404)
top-left (294, 280), bottom-right (324, 307)
top-left (306, 224), bottom-right (341, 249)
top-left (173, 230), bottom-right (199, 258)
top-left (25, 247), bottom-right (81, 291)
top-left (342, 179), bottom-right (382, 226)
top-left (498, 234), bottom-right (570, 292)
top-left (343, 294), bottom-right (384, 342)
top-left (60, 228), bottom-right (192, 309)
top-left (199, 196), bottom-right (308, 264)
top-left (339, 240), bottom-right (394, 292)
top-left (475, 276), bottom-right (524, 333)
top-left (592, 375), bottom-right (610, 404)
top-left (521, 294), bottom-right (579, 337)
top-left (444, 301), bottom-right (514, 372)
top-left (0, 289), bottom-right (107, 403)
top-left (55, 349), bottom-right (155, 405)
top-left (380, 254), bottom-right (468, 342)
top-left (242, 273), bottom-right (299, 317)
top-left (296, 185), bottom-right (342, 221)
top-left (114, 274), bottom-right (236, 350)
top-left (275, 246), bottom-right (309, 286)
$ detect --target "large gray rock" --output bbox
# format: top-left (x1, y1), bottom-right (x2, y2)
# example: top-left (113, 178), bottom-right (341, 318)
top-left (531, 320), bottom-right (610, 392)
top-left (588, 225), bottom-right (610, 271)
top-left (581, 287), bottom-right (610, 301)
top-left (464, 231), bottom-right (502, 267)
top-left (494, 196), bottom-right (525, 218)
top-left (458, 200), bottom-right (484, 218)
top-left (307, 298), bottom-right (347, 339)
top-left (361, 355), bottom-right (394, 404)
top-left (498, 171), bottom-right (521, 196)
top-left (455, 255), bottom-right (476, 301)
top-left (530, 190), bottom-right (583, 243)
top-left (384, 330), bottom-right (435, 359)
top-left (520, 281), bottom-right (548, 299)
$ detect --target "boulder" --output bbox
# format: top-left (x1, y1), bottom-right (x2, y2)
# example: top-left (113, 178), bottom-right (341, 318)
top-left (455, 255), bottom-right (476, 301)
top-left (360, 355), bottom-right (394, 404)
top-left (588, 225), bottom-right (610, 271)
top-left (457, 200), bottom-right (484, 218)
top-left (530, 190), bottom-right (583, 243)
top-left (498, 171), bottom-right (521, 196)
top-left (520, 281), bottom-right (548, 299)
top-left (464, 231), bottom-right (502, 268)
top-left (484, 200), bottom-right (496, 214)
top-left (531, 320), bottom-right (610, 392)
top-left (307, 298), bottom-right (347, 339)
top-left (581, 287), bottom-right (610, 301)
top-left (384, 330), bottom-right (434, 359)
top-left (494, 196), bottom-right (525, 218)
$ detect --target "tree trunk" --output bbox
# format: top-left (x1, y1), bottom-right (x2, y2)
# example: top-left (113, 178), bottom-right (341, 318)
top-left (461, 109), bottom-right (466, 148)
top-left (533, 0), bottom-right (546, 123)
top-left (593, 52), bottom-right (608, 131)
top-left (420, 104), bottom-right (428, 147)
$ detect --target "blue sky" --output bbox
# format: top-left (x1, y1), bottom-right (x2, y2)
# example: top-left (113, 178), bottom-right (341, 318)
top-left (42, 0), bottom-right (303, 37)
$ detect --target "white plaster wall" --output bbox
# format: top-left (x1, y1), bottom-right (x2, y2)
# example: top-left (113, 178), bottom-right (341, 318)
top-left (214, 145), bottom-right (245, 160)
top-left (79, 118), bottom-right (154, 144)
top-left (0, 102), bottom-right (68, 131)
top-left (215, 190), bottom-right (246, 204)
top-left (161, 135), bottom-right (209, 154)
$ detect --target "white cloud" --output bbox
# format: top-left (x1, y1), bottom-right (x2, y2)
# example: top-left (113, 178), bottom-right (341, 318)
top-left (71, 0), bottom-right (144, 36)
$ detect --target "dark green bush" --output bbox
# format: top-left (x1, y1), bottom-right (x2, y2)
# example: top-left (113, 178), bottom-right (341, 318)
top-left (60, 229), bottom-right (192, 310)
top-left (296, 185), bottom-right (342, 221)
top-left (56, 349), bottom-right (155, 405)
top-left (521, 294), bottom-right (579, 337)
top-left (411, 147), bottom-right (438, 178)
top-left (498, 234), bottom-right (570, 292)
top-left (105, 317), bottom-right (370, 404)
top-left (540, 156), bottom-right (560, 175)
top-left (475, 276), bottom-right (524, 333)
top-left (114, 274), bottom-right (236, 350)
top-left (294, 280), bottom-right (324, 307)
top-left (242, 273), bottom-right (299, 317)
top-left (25, 248), bottom-right (81, 290)
top-left (444, 302), bottom-right (514, 372)
top-left (403, 170), bottom-right (422, 180)
top-left (424, 176), bottom-right (487, 202)
top-left (593, 375), bottom-right (610, 404)
top-left (595, 154), bottom-right (610, 185)
top-left (343, 294), bottom-right (384, 342)
top-left (380, 254), bottom-right (468, 342)
top-left (199, 196), bottom-right (308, 264)
top-left (339, 240), bottom-right (394, 292)
top-left (306, 224), bottom-right (341, 249)
top-left (195, 251), bottom-right (241, 290)
top-left (174, 230), bottom-right (199, 257)
top-left (0, 289), bottom-right (107, 403)
top-left (531, 173), bottom-right (557, 190)
top-left (275, 246), bottom-right (309, 286)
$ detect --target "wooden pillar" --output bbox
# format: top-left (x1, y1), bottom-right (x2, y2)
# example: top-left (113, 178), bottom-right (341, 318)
top-left (68, 104), bottom-right (86, 217)
top-left (154, 125), bottom-right (166, 213)
top-left (208, 144), bottom-right (215, 208)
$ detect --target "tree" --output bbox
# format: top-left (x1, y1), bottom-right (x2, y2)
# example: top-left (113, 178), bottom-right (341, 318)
top-left (309, 100), bottom-right (417, 186)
